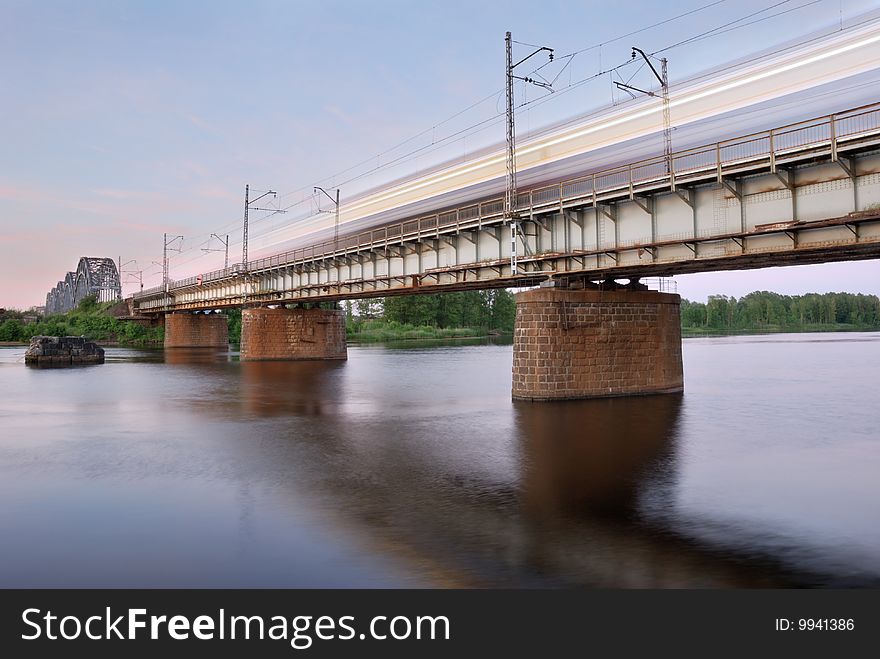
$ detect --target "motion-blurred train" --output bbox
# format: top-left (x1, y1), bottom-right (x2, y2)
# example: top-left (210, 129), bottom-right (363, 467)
top-left (248, 16), bottom-right (880, 260)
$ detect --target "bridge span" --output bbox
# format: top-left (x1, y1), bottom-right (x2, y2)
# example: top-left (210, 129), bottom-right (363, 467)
top-left (131, 102), bottom-right (880, 401)
top-left (46, 257), bottom-right (122, 314)
top-left (135, 103), bottom-right (880, 312)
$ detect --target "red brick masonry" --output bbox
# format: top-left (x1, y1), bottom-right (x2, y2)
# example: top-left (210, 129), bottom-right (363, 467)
top-left (164, 313), bottom-right (229, 348)
top-left (240, 307), bottom-right (347, 361)
top-left (512, 288), bottom-right (683, 400)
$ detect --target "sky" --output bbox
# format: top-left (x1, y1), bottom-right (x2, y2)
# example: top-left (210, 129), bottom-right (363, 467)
top-left (2, 0), bottom-right (879, 309)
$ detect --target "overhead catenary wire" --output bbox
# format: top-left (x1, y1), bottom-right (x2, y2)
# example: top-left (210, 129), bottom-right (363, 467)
top-left (652, 0), bottom-right (819, 54)
top-left (193, 0), bottom-right (740, 218)
top-left (293, 0), bottom-right (831, 198)
top-left (157, 3), bottom-right (769, 253)
top-left (503, 0), bottom-right (872, 139)
top-left (146, 0), bottom-right (854, 285)
top-left (188, 3), bottom-right (835, 239)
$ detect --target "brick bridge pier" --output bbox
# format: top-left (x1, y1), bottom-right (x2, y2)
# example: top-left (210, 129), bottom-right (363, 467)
top-left (164, 312), bottom-right (229, 348)
top-left (239, 307), bottom-right (347, 361)
top-left (162, 307), bottom-right (347, 361)
top-left (512, 286), bottom-right (683, 400)
top-left (160, 289), bottom-right (680, 398)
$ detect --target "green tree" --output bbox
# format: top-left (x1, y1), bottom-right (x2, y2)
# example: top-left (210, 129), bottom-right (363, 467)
top-left (365, 290), bottom-right (515, 332)
top-left (384, 294), bottom-right (439, 327)
top-left (681, 291), bottom-right (880, 332)
top-left (680, 299), bottom-right (707, 327)
top-left (488, 289), bottom-right (516, 331)
top-left (706, 295), bottom-right (734, 329)
top-left (0, 319), bottom-right (24, 342)
top-left (77, 294), bottom-right (99, 313)
top-left (226, 308), bottom-right (242, 343)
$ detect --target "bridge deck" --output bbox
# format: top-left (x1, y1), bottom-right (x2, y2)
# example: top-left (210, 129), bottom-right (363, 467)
top-left (133, 102), bottom-right (880, 313)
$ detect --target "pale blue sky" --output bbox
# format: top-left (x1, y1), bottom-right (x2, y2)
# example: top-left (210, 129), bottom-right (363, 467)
top-left (1, 0), bottom-right (879, 308)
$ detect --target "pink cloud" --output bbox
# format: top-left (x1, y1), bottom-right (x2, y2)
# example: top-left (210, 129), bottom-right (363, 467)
top-left (0, 182), bottom-right (44, 202)
top-left (194, 184), bottom-right (238, 201)
top-left (92, 188), bottom-right (148, 200)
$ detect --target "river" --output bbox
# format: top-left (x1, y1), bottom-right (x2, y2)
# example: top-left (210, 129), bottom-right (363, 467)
top-left (0, 332), bottom-right (878, 587)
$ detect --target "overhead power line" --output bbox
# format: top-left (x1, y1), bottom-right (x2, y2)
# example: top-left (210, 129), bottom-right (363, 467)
top-left (264, 0), bottom-right (736, 207)
top-left (145, 0), bottom-right (851, 286)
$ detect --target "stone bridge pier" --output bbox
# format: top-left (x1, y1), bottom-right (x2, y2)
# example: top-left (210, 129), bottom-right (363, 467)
top-left (512, 286), bottom-right (683, 401)
top-left (240, 307), bottom-right (347, 361)
top-left (164, 312), bottom-right (229, 348)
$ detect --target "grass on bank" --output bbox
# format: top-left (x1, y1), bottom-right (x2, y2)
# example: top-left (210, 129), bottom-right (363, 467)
top-left (219, 310), bottom-right (495, 345)
top-left (347, 319), bottom-right (487, 342)
top-left (0, 297), bottom-right (163, 347)
top-left (681, 322), bottom-right (879, 337)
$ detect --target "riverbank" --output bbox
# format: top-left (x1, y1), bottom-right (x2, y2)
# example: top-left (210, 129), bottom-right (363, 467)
top-left (5, 325), bottom-right (877, 346)
top-left (681, 323), bottom-right (879, 337)
top-left (346, 320), bottom-right (496, 343)
top-left (0, 298), bottom-right (163, 347)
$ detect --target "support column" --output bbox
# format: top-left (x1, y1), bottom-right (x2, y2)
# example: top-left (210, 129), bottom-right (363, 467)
top-left (164, 312), bottom-right (228, 348)
top-left (512, 288), bottom-right (683, 400)
top-left (240, 307), bottom-right (347, 361)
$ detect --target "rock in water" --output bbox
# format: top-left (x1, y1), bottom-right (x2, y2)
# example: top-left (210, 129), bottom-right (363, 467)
top-left (24, 336), bottom-right (105, 366)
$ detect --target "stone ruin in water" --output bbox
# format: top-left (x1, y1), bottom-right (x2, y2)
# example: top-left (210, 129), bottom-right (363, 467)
top-left (24, 336), bottom-right (105, 366)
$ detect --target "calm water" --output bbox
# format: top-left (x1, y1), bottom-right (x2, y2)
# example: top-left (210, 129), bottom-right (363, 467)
top-left (0, 333), bottom-right (878, 588)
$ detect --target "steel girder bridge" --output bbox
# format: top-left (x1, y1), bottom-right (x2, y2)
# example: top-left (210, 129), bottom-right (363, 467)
top-left (45, 257), bottom-right (122, 314)
top-left (132, 102), bottom-right (880, 314)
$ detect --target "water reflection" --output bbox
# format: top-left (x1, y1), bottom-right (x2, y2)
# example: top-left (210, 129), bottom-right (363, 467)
top-left (240, 360), bottom-right (345, 417)
top-left (163, 347), bottom-right (232, 365)
top-left (4, 337), bottom-right (875, 587)
top-left (192, 368), bottom-right (793, 586)
top-left (517, 395), bottom-right (681, 518)
top-left (511, 395), bottom-right (793, 587)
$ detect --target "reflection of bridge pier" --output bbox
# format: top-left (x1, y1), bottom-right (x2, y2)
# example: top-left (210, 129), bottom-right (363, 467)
top-left (163, 346), bottom-right (231, 366)
top-left (196, 372), bottom-right (789, 586)
top-left (240, 359), bottom-right (345, 416)
top-left (512, 394), bottom-right (787, 586)
top-left (516, 395), bottom-right (681, 517)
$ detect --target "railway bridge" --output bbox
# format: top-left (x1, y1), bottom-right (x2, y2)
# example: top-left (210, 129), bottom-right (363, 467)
top-left (45, 257), bottom-right (122, 314)
top-left (131, 103), bottom-right (880, 400)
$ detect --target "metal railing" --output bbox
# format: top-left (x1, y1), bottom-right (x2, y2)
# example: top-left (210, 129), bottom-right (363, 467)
top-left (137, 102), bottom-right (880, 299)
top-left (642, 277), bottom-right (677, 294)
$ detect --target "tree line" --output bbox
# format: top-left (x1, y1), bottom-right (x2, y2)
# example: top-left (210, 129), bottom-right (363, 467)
top-left (681, 291), bottom-right (880, 331)
top-left (380, 289), bottom-right (516, 331)
top-left (344, 290), bottom-right (517, 341)
top-left (223, 290), bottom-right (517, 344)
top-left (3, 289), bottom-right (878, 345)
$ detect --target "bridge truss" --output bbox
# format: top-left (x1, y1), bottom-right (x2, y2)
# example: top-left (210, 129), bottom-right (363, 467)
top-left (46, 257), bottom-right (122, 314)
